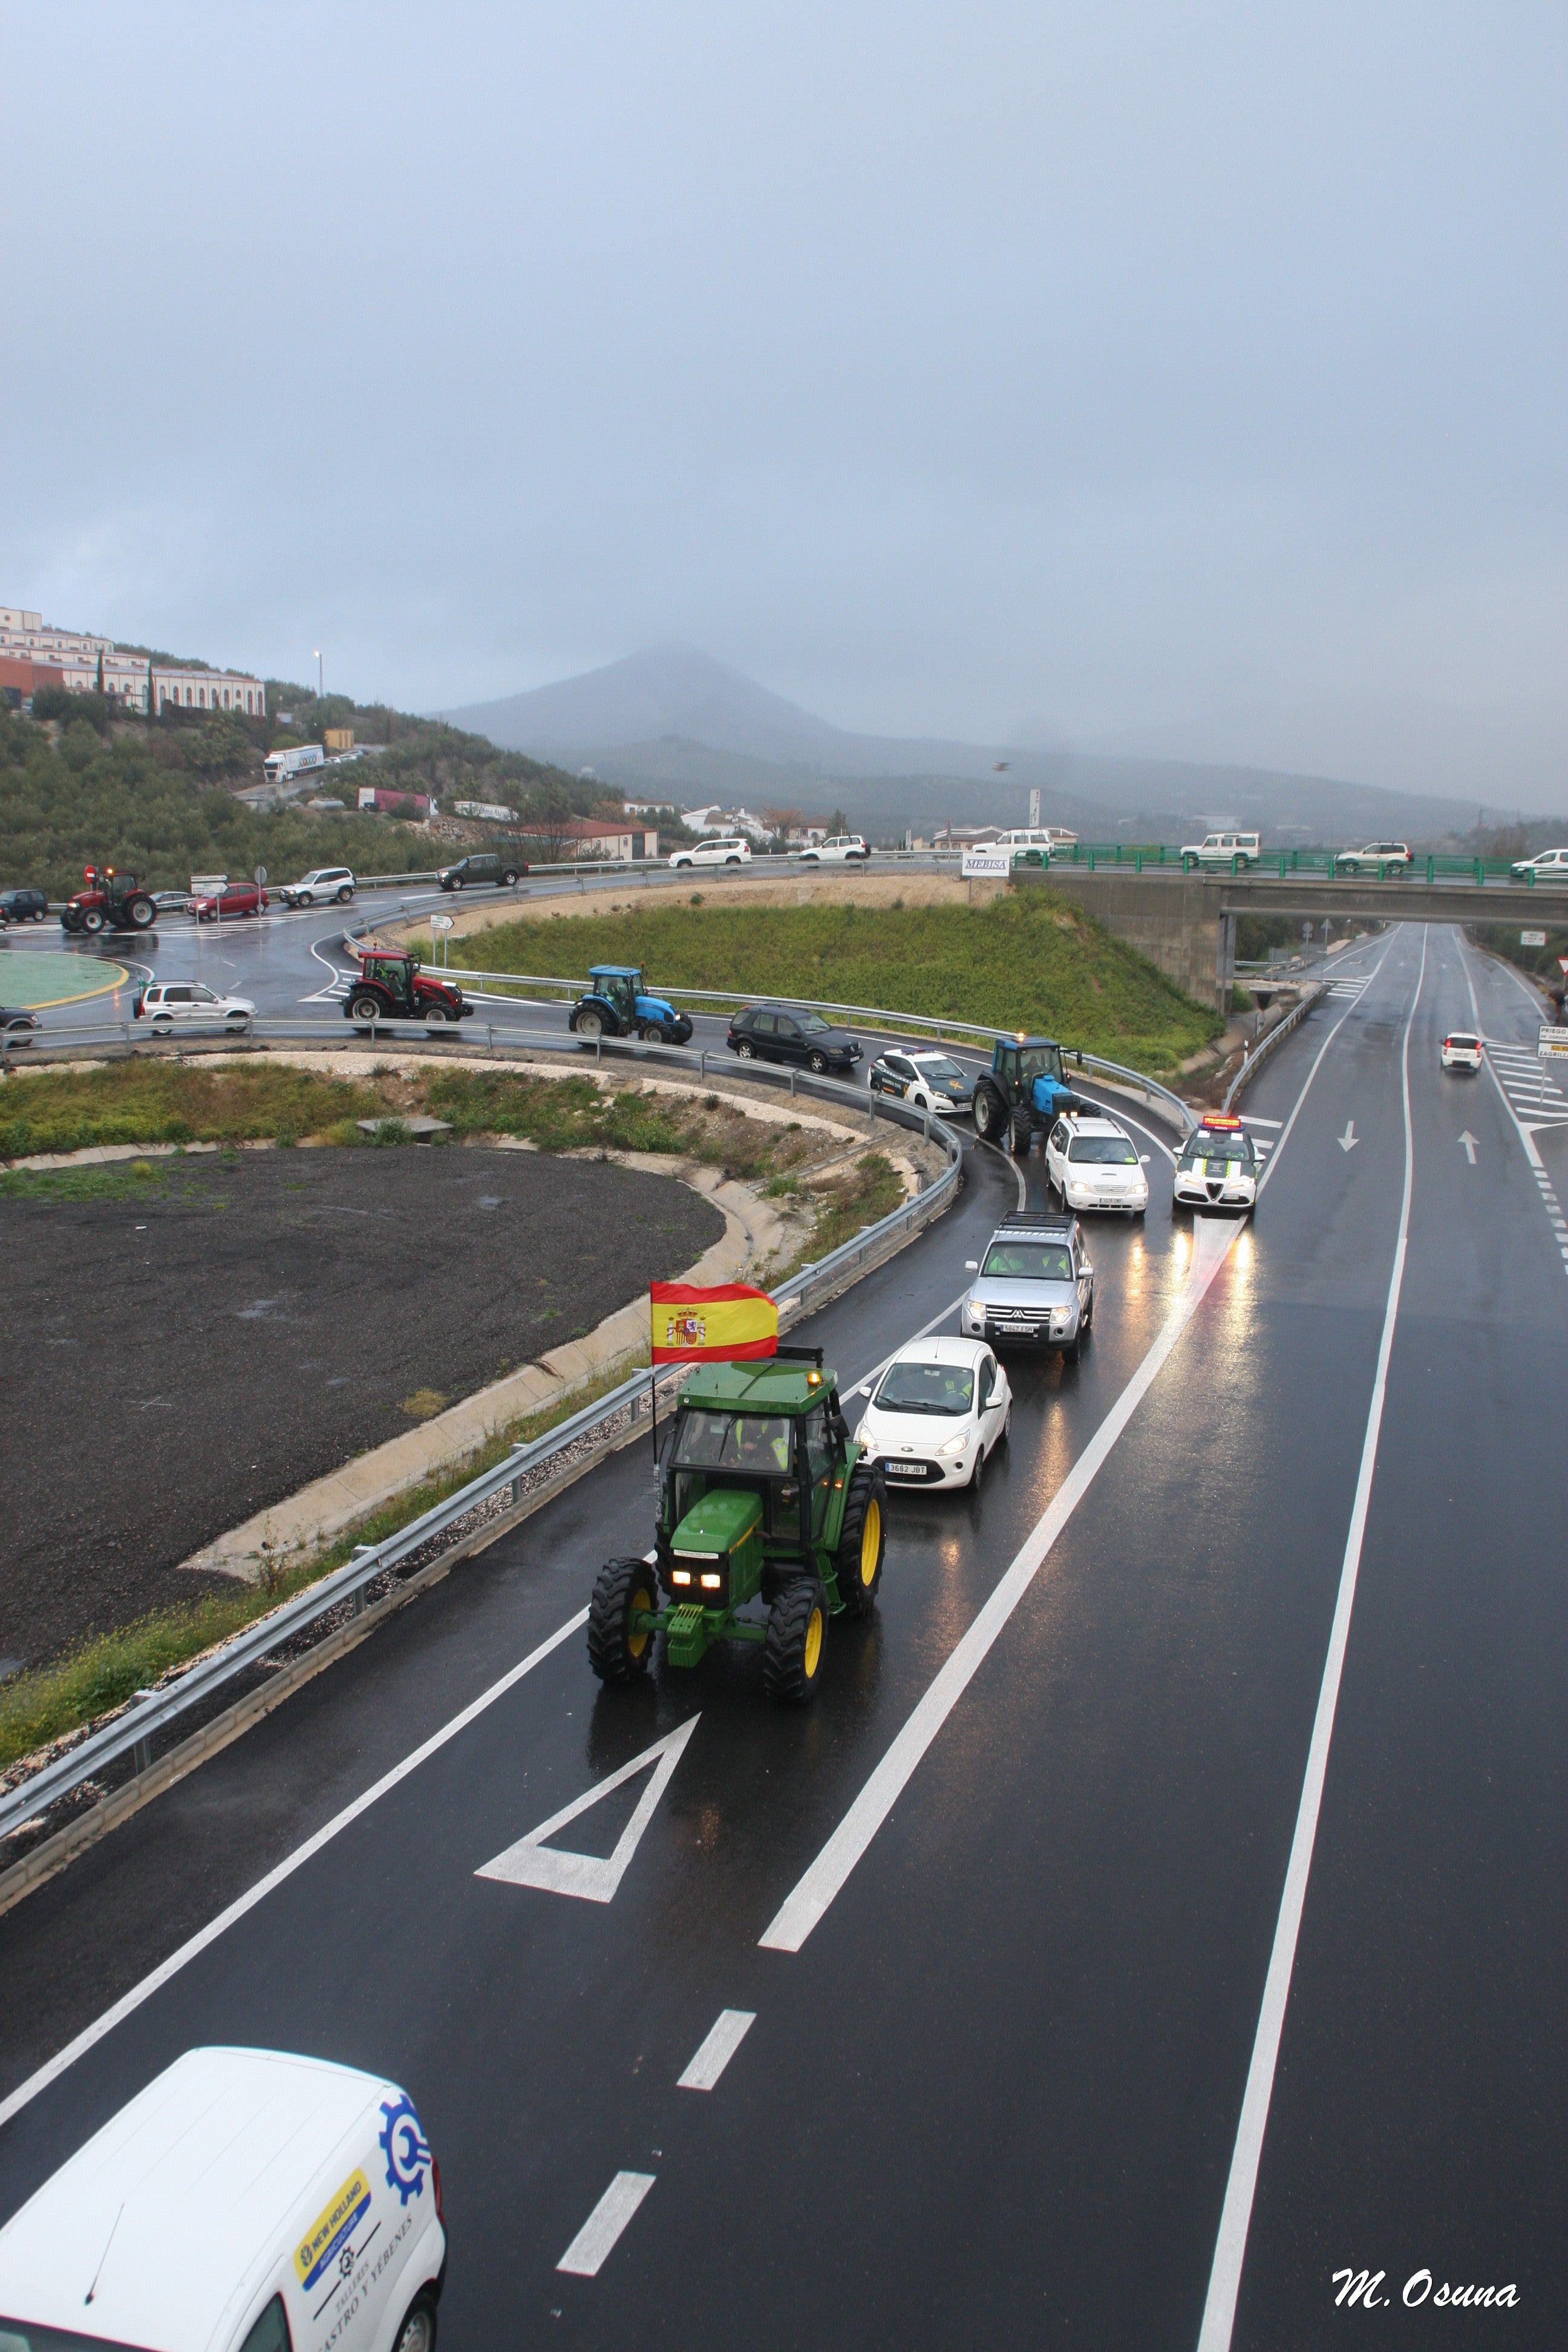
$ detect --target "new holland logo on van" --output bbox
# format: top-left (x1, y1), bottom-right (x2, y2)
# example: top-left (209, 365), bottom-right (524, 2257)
top-left (295, 2167), bottom-right (373, 2292)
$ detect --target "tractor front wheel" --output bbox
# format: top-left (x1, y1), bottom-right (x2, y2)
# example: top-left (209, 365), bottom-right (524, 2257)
top-left (80, 908), bottom-right (106, 935)
top-left (972, 1084), bottom-right (1004, 1143)
top-left (1009, 1111), bottom-right (1032, 1157)
top-left (763, 1576), bottom-right (828, 1704)
top-left (639, 1022), bottom-right (664, 1044)
top-left (348, 992), bottom-right (384, 1026)
top-left (834, 1465), bottom-right (887, 1618)
top-left (588, 1557), bottom-right (658, 1683)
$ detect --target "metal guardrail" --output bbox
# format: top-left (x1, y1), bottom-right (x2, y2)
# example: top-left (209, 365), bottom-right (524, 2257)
top-left (0, 1071), bottom-right (962, 1840)
top-left (1221, 984), bottom-right (1326, 1113)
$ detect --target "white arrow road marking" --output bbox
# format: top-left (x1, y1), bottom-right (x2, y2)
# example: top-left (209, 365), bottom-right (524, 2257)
top-left (477, 1715), bottom-right (699, 1903)
top-left (1459, 1130), bottom-right (1478, 1164)
top-left (1338, 1120), bottom-right (1359, 1152)
top-left (557, 2172), bottom-right (656, 2276)
top-left (678, 2008), bottom-right (757, 2091)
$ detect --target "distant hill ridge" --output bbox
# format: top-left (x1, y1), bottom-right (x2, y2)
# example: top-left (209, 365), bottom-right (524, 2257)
top-left (446, 646), bottom-right (1529, 845)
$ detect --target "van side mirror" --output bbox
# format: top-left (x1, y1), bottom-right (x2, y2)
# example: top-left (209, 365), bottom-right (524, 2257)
top-left (964, 1259), bottom-right (978, 1273)
top-left (1140, 1154), bottom-right (1151, 1163)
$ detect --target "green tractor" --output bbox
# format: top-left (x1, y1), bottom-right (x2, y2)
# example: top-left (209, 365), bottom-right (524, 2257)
top-left (588, 1347), bottom-right (887, 1704)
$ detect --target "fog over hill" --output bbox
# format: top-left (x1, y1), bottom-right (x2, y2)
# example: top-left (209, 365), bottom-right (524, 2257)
top-left (448, 648), bottom-right (1560, 846)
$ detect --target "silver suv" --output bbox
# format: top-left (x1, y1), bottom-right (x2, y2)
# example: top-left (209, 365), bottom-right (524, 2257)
top-left (961, 1211), bottom-right (1095, 1359)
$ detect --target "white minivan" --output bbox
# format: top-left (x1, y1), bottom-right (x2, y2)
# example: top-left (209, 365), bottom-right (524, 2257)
top-left (0, 2047), bottom-right (446, 2352)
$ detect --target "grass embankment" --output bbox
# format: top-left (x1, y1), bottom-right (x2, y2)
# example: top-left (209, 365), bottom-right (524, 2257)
top-left (472, 887), bottom-right (1223, 1070)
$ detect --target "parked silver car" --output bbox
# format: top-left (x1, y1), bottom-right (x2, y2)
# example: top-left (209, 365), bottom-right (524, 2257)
top-left (960, 1211), bottom-right (1095, 1358)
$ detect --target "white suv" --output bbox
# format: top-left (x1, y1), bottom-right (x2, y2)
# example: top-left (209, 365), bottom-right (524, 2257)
top-left (1334, 840), bottom-right (1412, 874)
top-left (135, 982), bottom-right (256, 1033)
top-left (670, 838), bottom-right (752, 869)
top-left (992, 828), bottom-right (1056, 867)
top-left (278, 867), bottom-right (356, 906)
top-left (1045, 1110), bottom-right (1150, 1216)
top-left (1181, 830), bottom-right (1261, 869)
top-left (799, 834), bottom-right (871, 863)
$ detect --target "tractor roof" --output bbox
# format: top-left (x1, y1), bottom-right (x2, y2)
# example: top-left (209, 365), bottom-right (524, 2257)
top-left (679, 1359), bottom-right (837, 1414)
top-left (1001, 1033), bottom-right (1061, 1050)
top-left (590, 964), bottom-right (644, 979)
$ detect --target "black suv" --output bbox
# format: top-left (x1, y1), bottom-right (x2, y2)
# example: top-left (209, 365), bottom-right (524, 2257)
top-left (0, 887), bottom-right (50, 924)
top-left (437, 851), bottom-right (528, 890)
top-left (727, 1003), bottom-right (863, 1076)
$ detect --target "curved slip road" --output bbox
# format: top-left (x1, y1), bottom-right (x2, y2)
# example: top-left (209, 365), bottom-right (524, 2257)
top-left (0, 924), bottom-right (1561, 2348)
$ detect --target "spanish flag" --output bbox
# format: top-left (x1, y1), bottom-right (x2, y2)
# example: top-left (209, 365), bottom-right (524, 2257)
top-left (650, 1281), bottom-right (779, 1363)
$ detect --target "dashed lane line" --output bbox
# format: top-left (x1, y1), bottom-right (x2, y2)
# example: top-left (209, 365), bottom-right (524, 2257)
top-left (677, 2008), bottom-right (757, 2091)
top-left (1197, 927), bottom-right (1430, 2350)
top-left (557, 2171), bottom-right (656, 2277)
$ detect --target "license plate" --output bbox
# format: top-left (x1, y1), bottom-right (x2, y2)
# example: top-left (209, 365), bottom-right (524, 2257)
top-left (884, 1462), bottom-right (926, 1477)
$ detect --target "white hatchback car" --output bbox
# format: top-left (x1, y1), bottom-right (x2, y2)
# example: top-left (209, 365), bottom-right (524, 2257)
top-left (136, 981), bottom-right (256, 1033)
top-left (0, 2046), bottom-right (446, 2352)
top-left (855, 1336), bottom-right (1011, 1492)
top-left (1045, 1109), bottom-right (1150, 1215)
top-left (1440, 1030), bottom-right (1484, 1071)
top-left (670, 838), bottom-right (752, 869)
top-left (799, 834), bottom-right (871, 863)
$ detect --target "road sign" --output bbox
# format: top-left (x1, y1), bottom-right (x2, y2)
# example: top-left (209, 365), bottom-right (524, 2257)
top-left (430, 913), bottom-right (454, 930)
top-left (1520, 930), bottom-right (1546, 947)
top-left (1538, 1025), bottom-right (1568, 1060)
top-left (961, 848), bottom-right (1010, 878)
top-left (1558, 955), bottom-right (1568, 974)
top-left (253, 865), bottom-right (267, 886)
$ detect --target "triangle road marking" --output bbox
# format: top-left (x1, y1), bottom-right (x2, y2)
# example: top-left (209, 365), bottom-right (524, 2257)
top-left (476, 1716), bottom-right (700, 1904)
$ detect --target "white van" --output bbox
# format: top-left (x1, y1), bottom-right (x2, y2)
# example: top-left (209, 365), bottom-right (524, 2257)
top-left (991, 829), bottom-right (1057, 866)
top-left (0, 2048), bottom-right (446, 2352)
top-left (1180, 830), bottom-right (1261, 870)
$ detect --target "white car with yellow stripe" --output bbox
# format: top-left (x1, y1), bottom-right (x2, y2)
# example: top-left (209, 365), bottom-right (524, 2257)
top-left (1172, 1113), bottom-right (1259, 1213)
top-left (0, 2047), bottom-right (447, 2352)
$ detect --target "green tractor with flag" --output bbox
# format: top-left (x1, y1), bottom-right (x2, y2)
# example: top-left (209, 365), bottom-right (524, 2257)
top-left (588, 1282), bottom-right (887, 1705)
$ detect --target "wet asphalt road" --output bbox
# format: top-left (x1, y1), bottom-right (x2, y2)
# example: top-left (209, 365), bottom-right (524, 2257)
top-left (0, 926), bottom-right (1563, 2349)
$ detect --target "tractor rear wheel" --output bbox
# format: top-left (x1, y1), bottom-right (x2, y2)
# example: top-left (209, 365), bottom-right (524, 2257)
top-left (575, 1008), bottom-right (604, 1040)
top-left (763, 1576), bottom-right (828, 1704)
top-left (588, 1557), bottom-right (658, 1683)
top-left (128, 896), bottom-right (155, 929)
top-left (834, 1465), bottom-right (887, 1618)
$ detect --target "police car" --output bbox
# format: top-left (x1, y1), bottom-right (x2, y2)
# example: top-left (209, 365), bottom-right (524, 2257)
top-left (1172, 1114), bottom-right (1259, 1213)
top-left (867, 1047), bottom-right (976, 1113)
top-left (0, 2047), bottom-right (446, 2352)
top-left (1044, 1108), bottom-right (1150, 1215)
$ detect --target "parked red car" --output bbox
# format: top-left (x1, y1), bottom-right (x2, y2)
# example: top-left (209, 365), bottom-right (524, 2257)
top-left (192, 881), bottom-right (269, 922)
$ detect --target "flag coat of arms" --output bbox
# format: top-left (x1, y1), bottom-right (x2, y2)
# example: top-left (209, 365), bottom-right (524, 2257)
top-left (650, 1281), bottom-right (779, 1362)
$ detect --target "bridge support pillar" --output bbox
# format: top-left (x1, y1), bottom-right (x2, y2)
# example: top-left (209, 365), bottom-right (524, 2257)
top-left (1017, 867), bottom-right (1229, 1011)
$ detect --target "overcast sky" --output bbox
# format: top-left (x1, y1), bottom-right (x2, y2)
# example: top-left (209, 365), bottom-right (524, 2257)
top-left (5, 4), bottom-right (1563, 801)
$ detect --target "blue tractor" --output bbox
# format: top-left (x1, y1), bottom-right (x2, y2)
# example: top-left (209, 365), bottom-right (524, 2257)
top-left (569, 964), bottom-right (694, 1045)
top-left (969, 1034), bottom-right (1089, 1155)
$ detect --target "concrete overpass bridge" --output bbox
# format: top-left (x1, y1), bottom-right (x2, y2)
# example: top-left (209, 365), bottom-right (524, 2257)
top-left (1021, 864), bottom-right (1566, 1010)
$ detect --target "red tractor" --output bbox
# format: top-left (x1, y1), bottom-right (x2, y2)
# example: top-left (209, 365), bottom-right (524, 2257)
top-left (60, 866), bottom-right (158, 935)
top-left (343, 949), bottom-right (473, 1034)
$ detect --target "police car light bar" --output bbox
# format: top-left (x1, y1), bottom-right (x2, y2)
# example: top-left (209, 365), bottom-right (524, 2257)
top-left (1202, 1114), bottom-right (1243, 1128)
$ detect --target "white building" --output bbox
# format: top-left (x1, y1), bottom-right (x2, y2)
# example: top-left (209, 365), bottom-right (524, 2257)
top-left (1, 604), bottom-right (264, 716)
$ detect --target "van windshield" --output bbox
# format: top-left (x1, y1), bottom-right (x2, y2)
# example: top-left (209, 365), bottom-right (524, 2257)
top-left (1067, 1135), bottom-right (1138, 1163)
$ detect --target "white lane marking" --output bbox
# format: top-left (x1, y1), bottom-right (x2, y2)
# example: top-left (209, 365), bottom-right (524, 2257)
top-left (678, 2008), bottom-right (757, 2091)
top-left (1459, 1129), bottom-right (1478, 1164)
top-left (1459, 940), bottom-right (1568, 1278)
top-left (1337, 1120), bottom-right (1359, 1152)
top-left (0, 1609), bottom-right (590, 2132)
top-left (1196, 926), bottom-right (1429, 2351)
top-left (557, 2171), bottom-right (656, 2276)
top-left (843, 1289), bottom-right (971, 1399)
top-left (1254, 941), bottom-right (1397, 1197)
top-left (759, 1213), bottom-right (1244, 1955)
top-left (477, 1716), bottom-right (699, 1903)
top-left (1240, 1115), bottom-right (1282, 1127)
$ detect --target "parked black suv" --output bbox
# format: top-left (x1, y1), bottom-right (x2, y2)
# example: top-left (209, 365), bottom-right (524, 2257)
top-left (437, 852), bottom-right (528, 890)
top-left (0, 887), bottom-right (50, 924)
top-left (727, 1002), bottom-right (863, 1076)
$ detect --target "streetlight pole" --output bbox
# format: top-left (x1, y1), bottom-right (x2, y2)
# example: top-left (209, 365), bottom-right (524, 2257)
top-left (315, 649), bottom-right (323, 710)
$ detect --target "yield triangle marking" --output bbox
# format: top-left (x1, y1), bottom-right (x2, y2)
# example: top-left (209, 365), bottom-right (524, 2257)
top-left (476, 1716), bottom-right (699, 1904)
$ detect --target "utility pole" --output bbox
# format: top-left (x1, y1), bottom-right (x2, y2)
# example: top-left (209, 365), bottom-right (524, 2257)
top-left (315, 649), bottom-right (324, 710)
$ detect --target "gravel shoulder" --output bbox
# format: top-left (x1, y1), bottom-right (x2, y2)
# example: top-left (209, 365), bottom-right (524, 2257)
top-left (0, 1146), bottom-right (722, 1670)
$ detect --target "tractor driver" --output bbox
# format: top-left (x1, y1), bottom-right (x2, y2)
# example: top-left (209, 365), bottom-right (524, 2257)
top-left (731, 1416), bottom-right (791, 1475)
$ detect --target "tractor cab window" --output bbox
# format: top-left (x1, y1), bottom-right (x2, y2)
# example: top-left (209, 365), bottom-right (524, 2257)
top-left (603, 975), bottom-right (635, 1017)
top-left (675, 1410), bottom-right (791, 1473)
top-left (1018, 1044), bottom-right (1064, 1085)
top-left (803, 1403), bottom-right (835, 1537)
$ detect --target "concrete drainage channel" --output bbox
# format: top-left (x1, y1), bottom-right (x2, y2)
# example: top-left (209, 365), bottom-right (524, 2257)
top-left (0, 1070), bottom-right (967, 1910)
